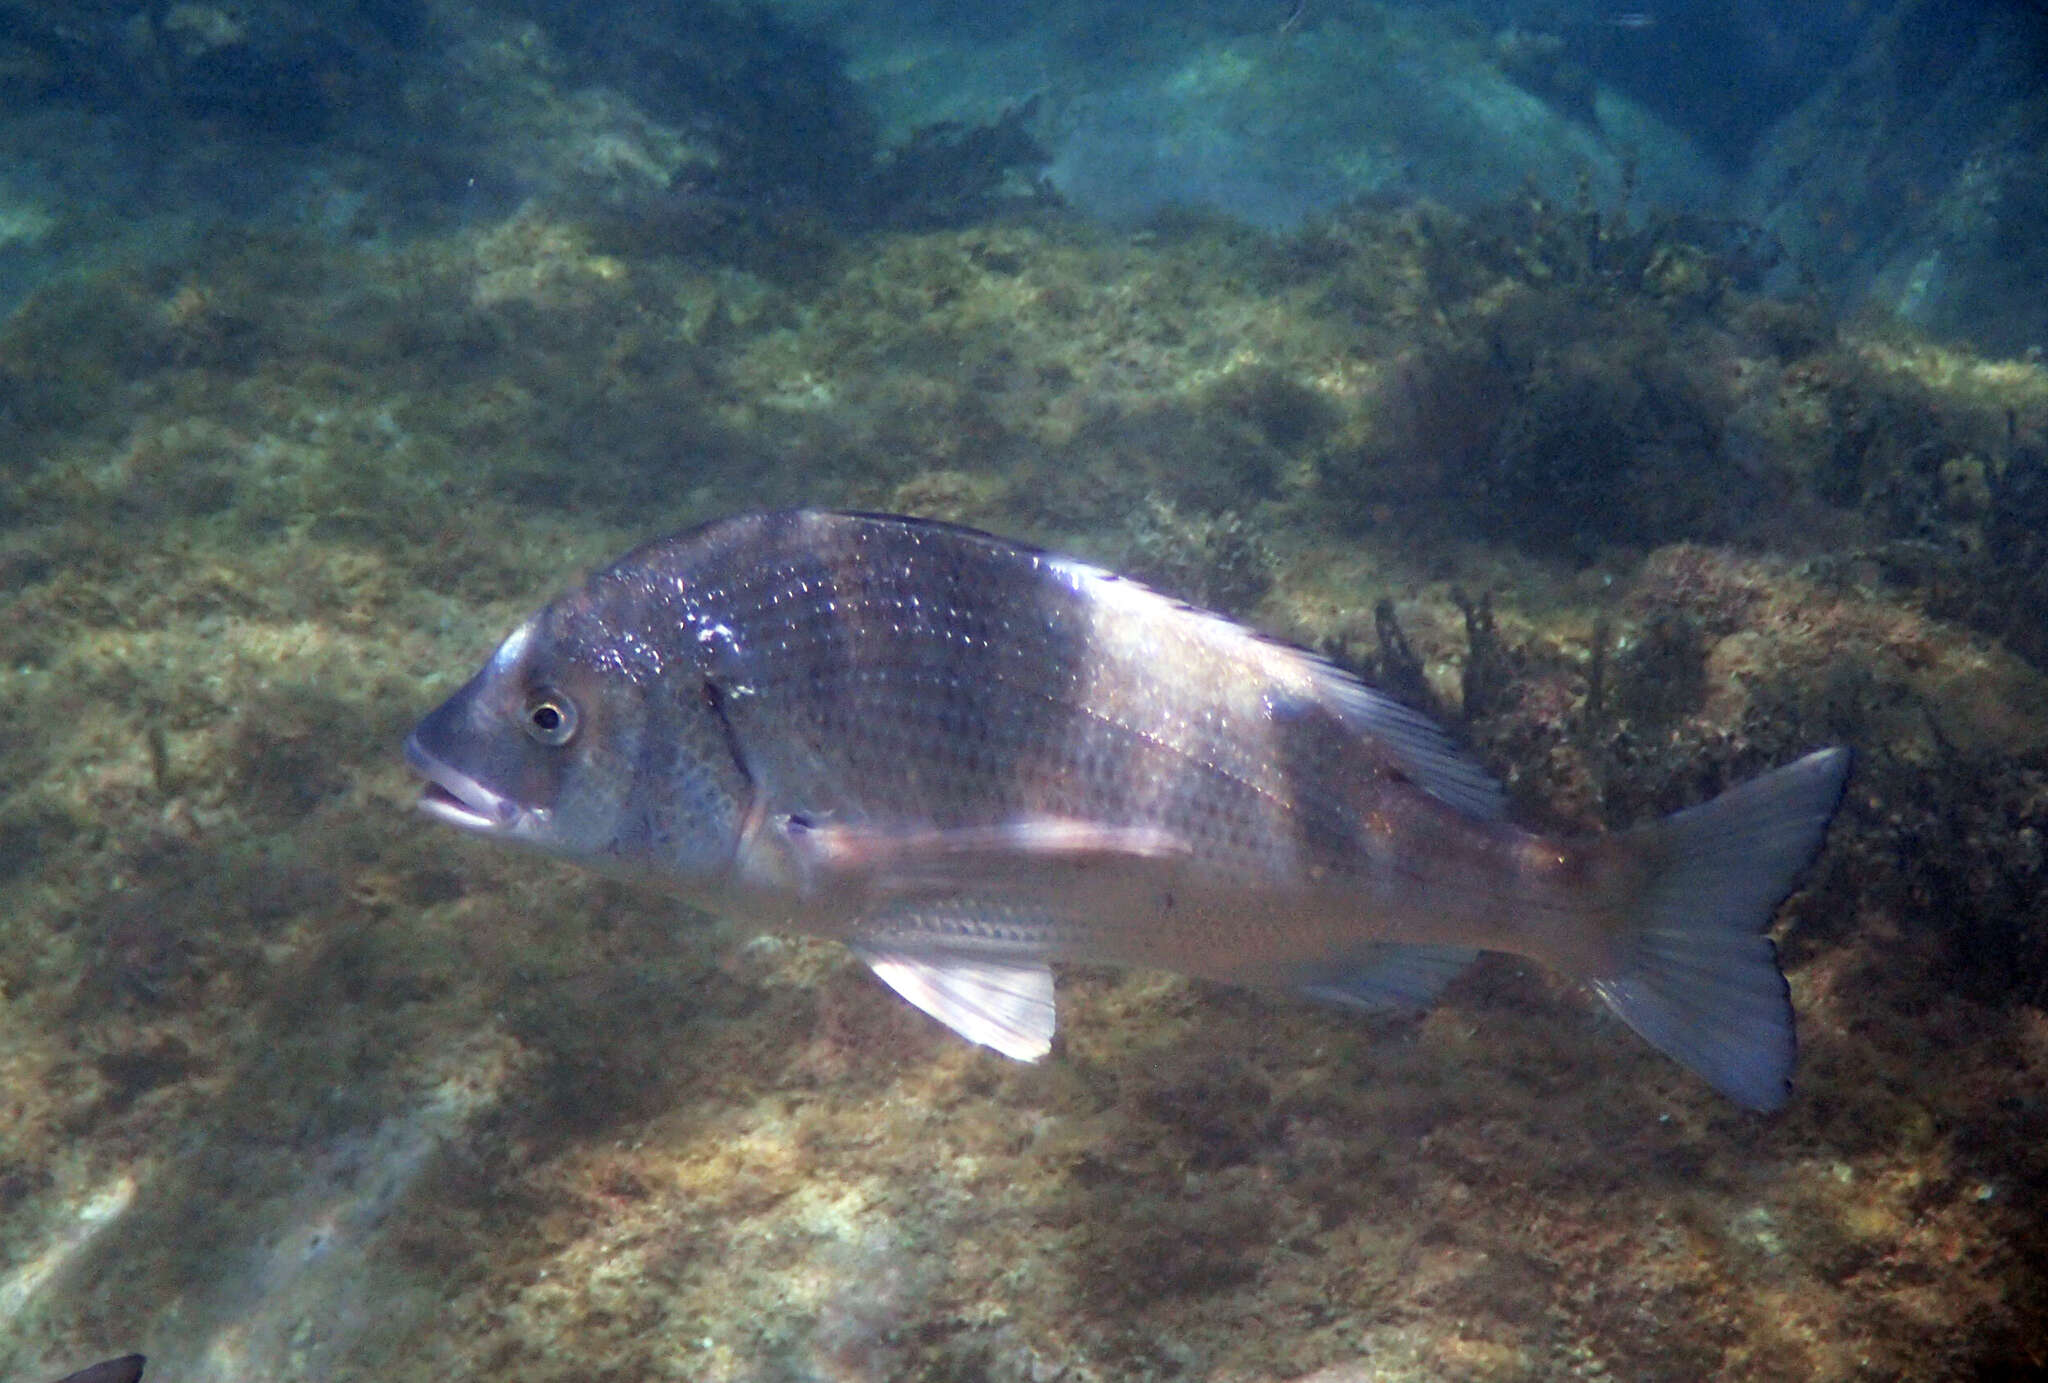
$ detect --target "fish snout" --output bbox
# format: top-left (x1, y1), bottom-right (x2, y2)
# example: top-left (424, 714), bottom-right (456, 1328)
top-left (404, 731), bottom-right (520, 832)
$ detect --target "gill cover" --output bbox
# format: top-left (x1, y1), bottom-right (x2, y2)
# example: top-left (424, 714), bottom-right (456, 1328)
top-left (407, 601), bottom-right (753, 882)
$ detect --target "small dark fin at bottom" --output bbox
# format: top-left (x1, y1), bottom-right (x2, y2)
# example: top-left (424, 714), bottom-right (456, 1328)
top-left (53, 1357), bottom-right (145, 1383)
top-left (1297, 942), bottom-right (1478, 1012)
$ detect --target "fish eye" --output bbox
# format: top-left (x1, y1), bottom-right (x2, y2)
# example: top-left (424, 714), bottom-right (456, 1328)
top-left (523, 689), bottom-right (578, 746)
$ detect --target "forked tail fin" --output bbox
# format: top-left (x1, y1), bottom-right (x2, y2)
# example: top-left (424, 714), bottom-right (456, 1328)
top-left (1588, 748), bottom-right (1850, 1111)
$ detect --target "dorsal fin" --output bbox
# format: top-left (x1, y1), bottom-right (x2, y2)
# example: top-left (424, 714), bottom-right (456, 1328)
top-left (1036, 547), bottom-right (1506, 820)
top-left (1304, 662), bottom-right (1505, 819)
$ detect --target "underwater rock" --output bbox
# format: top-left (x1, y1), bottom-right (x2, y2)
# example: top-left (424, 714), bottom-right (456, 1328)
top-left (806, 0), bottom-right (1723, 229)
top-left (1742, 0), bottom-right (2048, 354)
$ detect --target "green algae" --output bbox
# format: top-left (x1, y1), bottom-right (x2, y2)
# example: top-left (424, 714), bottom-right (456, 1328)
top-left (0, 192), bottom-right (2044, 1382)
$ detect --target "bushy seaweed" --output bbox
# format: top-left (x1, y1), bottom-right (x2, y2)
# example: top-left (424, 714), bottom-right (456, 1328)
top-left (1275, 186), bottom-right (1826, 562)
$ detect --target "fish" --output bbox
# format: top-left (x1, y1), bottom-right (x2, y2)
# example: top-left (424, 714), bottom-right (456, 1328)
top-left (51, 1358), bottom-right (145, 1383)
top-left (406, 510), bottom-right (1848, 1110)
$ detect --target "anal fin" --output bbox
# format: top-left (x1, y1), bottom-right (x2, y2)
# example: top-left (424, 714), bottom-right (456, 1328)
top-left (852, 945), bottom-right (1056, 1061)
top-left (1297, 943), bottom-right (1477, 1012)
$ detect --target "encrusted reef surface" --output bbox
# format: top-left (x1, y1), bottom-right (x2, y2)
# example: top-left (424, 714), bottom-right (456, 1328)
top-left (2, 132), bottom-right (2047, 1383)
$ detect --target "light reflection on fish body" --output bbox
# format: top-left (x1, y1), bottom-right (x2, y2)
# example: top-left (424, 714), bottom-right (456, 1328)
top-left (407, 510), bottom-right (1847, 1109)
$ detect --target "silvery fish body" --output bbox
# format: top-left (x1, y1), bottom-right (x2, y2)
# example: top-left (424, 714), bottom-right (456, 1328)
top-left (406, 510), bottom-right (1848, 1109)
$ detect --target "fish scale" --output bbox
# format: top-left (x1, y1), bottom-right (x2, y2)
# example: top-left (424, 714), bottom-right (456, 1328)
top-left (408, 509), bottom-right (1848, 1109)
top-left (700, 520), bottom-right (1285, 850)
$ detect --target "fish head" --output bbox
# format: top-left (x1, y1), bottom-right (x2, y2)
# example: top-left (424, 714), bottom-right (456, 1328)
top-left (405, 594), bottom-right (750, 879)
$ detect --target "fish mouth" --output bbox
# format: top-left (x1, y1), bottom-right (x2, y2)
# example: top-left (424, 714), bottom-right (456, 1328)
top-left (404, 733), bottom-right (519, 834)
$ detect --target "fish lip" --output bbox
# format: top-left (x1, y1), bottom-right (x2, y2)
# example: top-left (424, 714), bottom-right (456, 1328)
top-left (404, 733), bottom-right (518, 833)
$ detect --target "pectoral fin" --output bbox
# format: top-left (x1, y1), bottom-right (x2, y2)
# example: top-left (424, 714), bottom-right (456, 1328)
top-left (852, 945), bottom-right (1056, 1061)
